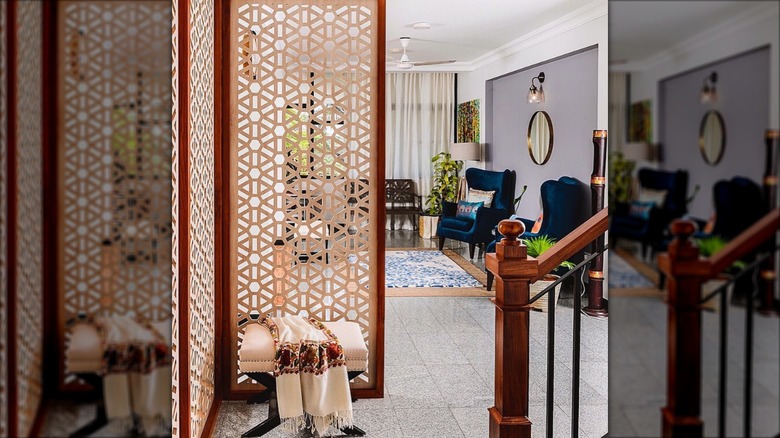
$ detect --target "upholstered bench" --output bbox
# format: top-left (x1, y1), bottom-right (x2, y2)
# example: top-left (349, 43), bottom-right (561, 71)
top-left (64, 323), bottom-right (111, 437)
top-left (66, 320), bottom-right (171, 437)
top-left (239, 320), bottom-right (368, 437)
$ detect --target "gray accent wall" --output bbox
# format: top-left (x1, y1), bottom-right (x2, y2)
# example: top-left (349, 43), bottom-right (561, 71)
top-left (659, 46), bottom-right (770, 219)
top-left (486, 47), bottom-right (598, 223)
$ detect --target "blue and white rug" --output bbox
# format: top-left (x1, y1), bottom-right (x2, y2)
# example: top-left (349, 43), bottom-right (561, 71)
top-left (385, 250), bottom-right (484, 288)
top-left (608, 253), bottom-right (655, 289)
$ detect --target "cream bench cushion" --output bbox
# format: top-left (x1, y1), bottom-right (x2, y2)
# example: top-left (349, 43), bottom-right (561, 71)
top-left (67, 323), bottom-right (104, 373)
top-left (65, 320), bottom-right (172, 374)
top-left (239, 320), bottom-right (368, 373)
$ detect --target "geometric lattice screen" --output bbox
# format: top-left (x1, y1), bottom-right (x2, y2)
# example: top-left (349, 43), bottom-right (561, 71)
top-left (228, 0), bottom-right (382, 393)
top-left (58, 0), bottom-right (172, 386)
top-left (16, 1), bottom-right (44, 435)
top-left (184, 0), bottom-right (216, 436)
top-left (0, 4), bottom-right (7, 436)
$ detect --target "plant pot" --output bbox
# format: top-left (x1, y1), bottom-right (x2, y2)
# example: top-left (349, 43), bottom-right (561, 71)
top-left (530, 274), bottom-right (561, 312)
top-left (419, 215), bottom-right (440, 239)
top-left (701, 277), bottom-right (733, 313)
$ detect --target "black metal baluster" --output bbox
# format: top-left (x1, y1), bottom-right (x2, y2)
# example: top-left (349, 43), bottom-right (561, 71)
top-left (718, 281), bottom-right (728, 438)
top-left (744, 267), bottom-right (758, 438)
top-left (548, 282), bottom-right (555, 438)
top-left (572, 266), bottom-right (585, 438)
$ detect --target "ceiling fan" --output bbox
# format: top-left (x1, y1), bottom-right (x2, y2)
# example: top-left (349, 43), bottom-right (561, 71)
top-left (391, 37), bottom-right (456, 69)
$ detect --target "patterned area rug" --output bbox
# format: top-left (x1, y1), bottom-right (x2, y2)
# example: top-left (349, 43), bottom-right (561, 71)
top-left (385, 249), bottom-right (491, 297)
top-left (608, 252), bottom-right (655, 289)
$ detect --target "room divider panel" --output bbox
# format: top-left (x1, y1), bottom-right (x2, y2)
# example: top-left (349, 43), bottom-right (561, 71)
top-left (56, 0), bottom-right (173, 390)
top-left (226, 0), bottom-right (385, 396)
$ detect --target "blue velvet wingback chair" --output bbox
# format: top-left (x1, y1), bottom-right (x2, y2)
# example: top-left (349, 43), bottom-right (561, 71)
top-left (696, 177), bottom-right (766, 240)
top-left (484, 176), bottom-right (584, 290)
top-left (437, 168), bottom-right (516, 259)
top-left (610, 168), bottom-right (689, 258)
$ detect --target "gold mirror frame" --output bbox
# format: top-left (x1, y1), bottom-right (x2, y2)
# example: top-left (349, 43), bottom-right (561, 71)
top-left (698, 110), bottom-right (726, 166)
top-left (527, 110), bottom-right (554, 165)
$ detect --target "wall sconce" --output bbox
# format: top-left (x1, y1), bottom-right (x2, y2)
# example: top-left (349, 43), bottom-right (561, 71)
top-left (700, 71), bottom-right (718, 104)
top-left (527, 72), bottom-right (545, 104)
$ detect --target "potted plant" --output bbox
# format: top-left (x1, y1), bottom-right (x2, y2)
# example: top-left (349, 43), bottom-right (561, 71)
top-left (525, 235), bottom-right (575, 312)
top-left (696, 235), bottom-right (744, 312)
top-left (607, 151), bottom-right (635, 212)
top-left (419, 152), bottom-right (462, 238)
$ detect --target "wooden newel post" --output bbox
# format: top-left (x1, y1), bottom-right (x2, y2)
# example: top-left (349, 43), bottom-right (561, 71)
top-left (485, 219), bottom-right (538, 438)
top-left (584, 129), bottom-right (608, 317)
top-left (658, 220), bottom-right (708, 438)
top-left (758, 129), bottom-right (779, 315)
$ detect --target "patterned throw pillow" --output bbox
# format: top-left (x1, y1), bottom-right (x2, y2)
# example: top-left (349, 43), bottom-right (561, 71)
top-left (638, 188), bottom-right (668, 207)
top-left (628, 201), bottom-right (655, 220)
top-left (467, 189), bottom-right (495, 208)
top-left (455, 200), bottom-right (484, 220)
top-left (531, 211), bottom-right (544, 233)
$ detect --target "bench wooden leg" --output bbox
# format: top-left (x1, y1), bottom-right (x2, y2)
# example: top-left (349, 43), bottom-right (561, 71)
top-left (69, 402), bottom-right (108, 437)
top-left (341, 425), bottom-right (367, 436)
top-left (242, 391), bottom-right (280, 437)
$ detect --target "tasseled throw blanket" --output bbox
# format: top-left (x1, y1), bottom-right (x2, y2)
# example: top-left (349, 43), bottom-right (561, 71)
top-left (261, 316), bottom-right (354, 435)
top-left (92, 315), bottom-right (172, 432)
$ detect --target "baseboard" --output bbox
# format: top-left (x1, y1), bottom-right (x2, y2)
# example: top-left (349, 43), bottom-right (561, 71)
top-left (202, 397), bottom-right (223, 438)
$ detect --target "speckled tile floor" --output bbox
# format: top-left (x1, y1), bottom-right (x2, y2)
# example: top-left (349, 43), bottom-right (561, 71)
top-left (212, 230), bottom-right (609, 438)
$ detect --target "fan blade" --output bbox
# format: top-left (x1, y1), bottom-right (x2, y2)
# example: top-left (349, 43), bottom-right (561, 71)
top-left (411, 60), bottom-right (456, 66)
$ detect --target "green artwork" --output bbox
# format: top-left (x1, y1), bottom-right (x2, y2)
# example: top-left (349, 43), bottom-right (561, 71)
top-left (457, 99), bottom-right (480, 143)
top-left (629, 100), bottom-right (652, 143)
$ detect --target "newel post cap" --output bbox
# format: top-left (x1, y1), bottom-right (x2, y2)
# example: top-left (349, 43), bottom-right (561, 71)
top-left (498, 219), bottom-right (524, 246)
top-left (668, 219), bottom-right (699, 260)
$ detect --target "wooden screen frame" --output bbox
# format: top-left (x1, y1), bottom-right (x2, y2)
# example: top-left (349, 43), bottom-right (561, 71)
top-left (217, 0), bottom-right (386, 400)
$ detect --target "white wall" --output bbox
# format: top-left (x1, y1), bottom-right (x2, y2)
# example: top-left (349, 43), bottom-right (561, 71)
top-left (457, 3), bottom-right (609, 167)
top-left (629, 2), bottom-right (780, 141)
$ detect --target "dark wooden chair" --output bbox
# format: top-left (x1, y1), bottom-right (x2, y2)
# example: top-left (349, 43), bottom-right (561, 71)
top-left (385, 179), bottom-right (422, 230)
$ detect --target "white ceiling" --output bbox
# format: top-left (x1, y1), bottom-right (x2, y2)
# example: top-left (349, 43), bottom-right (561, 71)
top-left (609, 1), bottom-right (764, 66)
top-left (386, 0), bottom-right (592, 70)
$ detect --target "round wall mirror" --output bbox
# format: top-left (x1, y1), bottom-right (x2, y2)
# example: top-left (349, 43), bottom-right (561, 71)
top-left (699, 110), bottom-right (726, 165)
top-left (527, 111), bottom-right (553, 165)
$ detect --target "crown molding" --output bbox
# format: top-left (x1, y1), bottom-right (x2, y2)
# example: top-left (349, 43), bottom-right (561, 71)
top-left (386, 0), bottom-right (607, 74)
top-left (614, 2), bottom-right (776, 72)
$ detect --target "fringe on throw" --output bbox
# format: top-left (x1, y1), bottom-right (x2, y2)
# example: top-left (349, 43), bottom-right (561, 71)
top-left (280, 410), bottom-right (354, 436)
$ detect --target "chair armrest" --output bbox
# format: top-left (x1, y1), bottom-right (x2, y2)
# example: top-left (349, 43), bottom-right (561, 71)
top-left (518, 217), bottom-right (535, 231)
top-left (442, 200), bottom-right (457, 217)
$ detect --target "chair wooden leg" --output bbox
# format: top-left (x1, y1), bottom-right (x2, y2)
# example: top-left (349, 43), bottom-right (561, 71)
top-left (468, 242), bottom-right (476, 259)
top-left (438, 236), bottom-right (445, 250)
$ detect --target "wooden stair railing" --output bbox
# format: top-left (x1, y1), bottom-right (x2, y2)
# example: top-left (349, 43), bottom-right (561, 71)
top-left (657, 208), bottom-right (780, 438)
top-left (485, 207), bottom-right (608, 438)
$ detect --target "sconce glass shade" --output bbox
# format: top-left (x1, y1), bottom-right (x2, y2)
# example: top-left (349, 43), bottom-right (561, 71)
top-left (700, 71), bottom-right (718, 104)
top-left (527, 85), bottom-right (545, 103)
top-left (450, 142), bottom-right (481, 161)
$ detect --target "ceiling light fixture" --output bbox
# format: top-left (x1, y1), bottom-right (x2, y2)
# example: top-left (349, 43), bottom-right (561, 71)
top-left (527, 72), bottom-right (545, 104)
top-left (412, 22), bottom-right (431, 30)
top-left (700, 71), bottom-right (718, 104)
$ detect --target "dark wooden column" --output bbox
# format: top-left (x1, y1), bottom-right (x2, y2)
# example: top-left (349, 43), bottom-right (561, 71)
top-left (657, 220), bottom-right (708, 438)
top-left (758, 129), bottom-right (779, 315)
top-left (485, 219), bottom-right (537, 438)
top-left (584, 130), bottom-right (608, 317)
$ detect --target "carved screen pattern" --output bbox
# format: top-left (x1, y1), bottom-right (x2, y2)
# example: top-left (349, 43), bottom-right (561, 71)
top-left (171, 0), bottom-right (180, 435)
top-left (187, 0), bottom-right (216, 436)
top-left (16, 2), bottom-right (43, 435)
top-left (59, 1), bottom-right (172, 385)
top-left (0, 5), bottom-right (7, 436)
top-left (230, 0), bottom-right (379, 391)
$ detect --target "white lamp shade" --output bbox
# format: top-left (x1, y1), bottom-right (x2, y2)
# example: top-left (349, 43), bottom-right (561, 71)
top-left (621, 142), bottom-right (651, 161)
top-left (450, 142), bottom-right (481, 161)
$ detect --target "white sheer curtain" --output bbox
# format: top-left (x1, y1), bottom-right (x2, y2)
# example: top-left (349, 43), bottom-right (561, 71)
top-left (608, 72), bottom-right (628, 152)
top-left (386, 72), bottom-right (455, 229)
